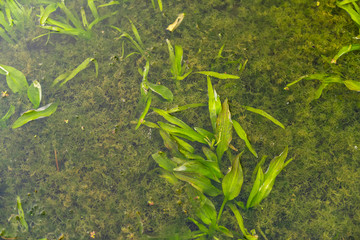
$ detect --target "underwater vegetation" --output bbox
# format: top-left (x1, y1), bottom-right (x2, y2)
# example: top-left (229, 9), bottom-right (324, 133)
top-left (139, 75), bottom-right (291, 238)
top-left (286, 0), bottom-right (360, 100)
top-left (0, 57), bottom-right (97, 128)
top-left (0, 0), bottom-right (32, 44)
top-left (35, 0), bottom-right (119, 40)
top-left (0, 0), bottom-right (360, 239)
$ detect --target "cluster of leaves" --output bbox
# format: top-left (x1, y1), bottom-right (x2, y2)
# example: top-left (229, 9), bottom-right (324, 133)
top-left (0, 58), bottom-right (97, 128)
top-left (285, 1), bottom-right (360, 99)
top-left (34, 0), bottom-right (119, 41)
top-left (141, 75), bottom-right (292, 239)
top-left (0, 0), bottom-right (32, 44)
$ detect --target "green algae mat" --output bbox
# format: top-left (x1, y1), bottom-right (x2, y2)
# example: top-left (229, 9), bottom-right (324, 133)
top-left (0, 0), bottom-right (360, 239)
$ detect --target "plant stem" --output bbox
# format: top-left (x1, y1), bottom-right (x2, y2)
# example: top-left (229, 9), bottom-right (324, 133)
top-left (217, 198), bottom-right (227, 223)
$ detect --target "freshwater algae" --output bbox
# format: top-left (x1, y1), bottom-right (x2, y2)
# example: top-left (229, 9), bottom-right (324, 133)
top-left (0, 0), bottom-right (360, 239)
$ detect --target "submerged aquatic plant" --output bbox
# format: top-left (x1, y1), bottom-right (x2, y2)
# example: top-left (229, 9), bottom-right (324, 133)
top-left (337, 0), bottom-right (360, 38)
top-left (112, 18), bottom-right (149, 60)
top-left (0, 57), bottom-right (96, 129)
top-left (52, 57), bottom-right (98, 87)
top-left (284, 73), bottom-right (360, 99)
top-left (35, 0), bottom-right (119, 40)
top-left (150, 0), bottom-right (163, 12)
top-left (166, 39), bottom-right (192, 81)
top-left (135, 60), bottom-right (173, 130)
top-left (146, 77), bottom-right (290, 239)
top-left (0, 0), bottom-right (32, 44)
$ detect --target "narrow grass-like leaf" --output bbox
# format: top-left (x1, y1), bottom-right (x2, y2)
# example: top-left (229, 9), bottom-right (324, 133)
top-left (58, 2), bottom-right (82, 30)
top-left (188, 217), bottom-right (209, 234)
top-left (87, 0), bottom-right (99, 19)
top-left (158, 122), bottom-right (207, 144)
top-left (12, 102), bottom-right (58, 129)
top-left (174, 172), bottom-right (221, 197)
top-left (215, 99), bottom-right (233, 161)
top-left (128, 18), bottom-right (144, 49)
top-left (0, 64), bottom-right (28, 93)
top-left (157, 0), bottom-right (163, 11)
top-left (81, 7), bottom-right (88, 28)
top-left (232, 120), bottom-right (257, 158)
top-left (0, 27), bottom-right (14, 44)
top-left (153, 108), bottom-right (193, 130)
top-left (244, 106), bottom-right (285, 129)
top-left (227, 203), bottom-right (258, 240)
top-left (135, 95), bottom-right (151, 130)
top-left (39, 3), bottom-right (57, 25)
top-left (147, 82), bottom-right (173, 101)
top-left (152, 151), bottom-right (177, 171)
top-left (337, 1), bottom-right (360, 25)
top-left (0, 105), bottom-right (15, 128)
top-left (166, 103), bottom-right (205, 113)
top-left (331, 44), bottom-right (360, 63)
top-left (246, 146), bottom-right (293, 208)
top-left (98, 1), bottom-right (120, 8)
top-left (27, 80), bottom-right (42, 108)
top-left (119, 32), bottom-right (145, 56)
top-left (54, 58), bottom-right (97, 87)
top-left (196, 71), bottom-right (240, 79)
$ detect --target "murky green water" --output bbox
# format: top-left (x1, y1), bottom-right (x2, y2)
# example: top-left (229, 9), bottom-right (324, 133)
top-left (1, 0), bottom-right (359, 239)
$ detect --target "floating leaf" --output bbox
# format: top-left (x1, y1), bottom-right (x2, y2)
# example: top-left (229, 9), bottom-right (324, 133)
top-left (12, 102), bottom-right (58, 129)
top-left (196, 71), bottom-right (239, 79)
top-left (232, 120), bottom-right (258, 158)
top-left (27, 80), bottom-right (42, 108)
top-left (244, 106), bottom-right (285, 129)
top-left (0, 64), bottom-right (29, 93)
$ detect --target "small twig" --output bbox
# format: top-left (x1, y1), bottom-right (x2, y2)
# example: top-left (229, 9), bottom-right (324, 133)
top-left (54, 149), bottom-right (59, 172)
